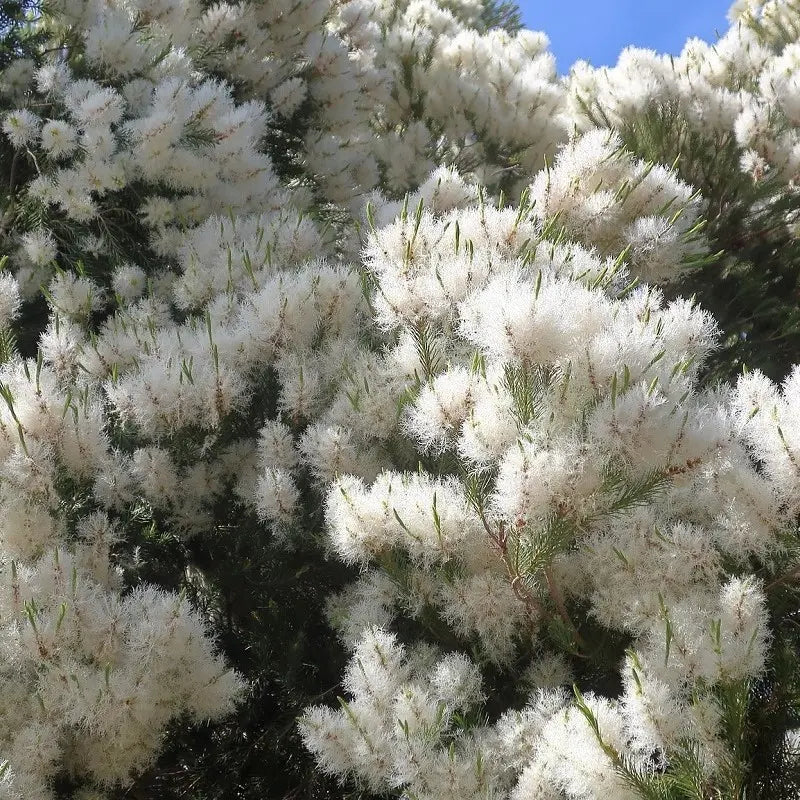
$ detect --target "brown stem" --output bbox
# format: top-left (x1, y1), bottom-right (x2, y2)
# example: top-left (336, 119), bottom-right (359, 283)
top-left (0, 150), bottom-right (21, 240)
top-left (8, 149), bottom-right (19, 193)
top-left (478, 513), bottom-right (544, 622)
top-left (544, 566), bottom-right (587, 650)
top-left (765, 564), bottom-right (800, 593)
top-left (478, 508), bottom-right (587, 653)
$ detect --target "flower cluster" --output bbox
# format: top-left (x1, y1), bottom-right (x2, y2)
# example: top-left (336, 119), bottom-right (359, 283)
top-left (299, 156), bottom-right (796, 797)
top-left (0, 0), bottom-right (799, 797)
top-left (565, 0), bottom-right (800, 187)
top-left (0, 357), bottom-right (242, 798)
top-left (527, 129), bottom-right (709, 283)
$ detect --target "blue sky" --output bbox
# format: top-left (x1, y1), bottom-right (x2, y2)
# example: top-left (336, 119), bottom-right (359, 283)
top-left (517, 0), bottom-right (733, 73)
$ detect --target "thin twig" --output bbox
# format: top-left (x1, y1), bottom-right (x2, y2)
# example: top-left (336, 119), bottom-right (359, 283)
top-left (765, 564), bottom-right (800, 593)
top-left (477, 511), bottom-right (545, 620)
top-left (544, 566), bottom-right (587, 650)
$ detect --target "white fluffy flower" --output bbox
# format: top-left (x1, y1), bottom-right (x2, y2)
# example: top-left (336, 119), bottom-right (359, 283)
top-left (21, 229), bottom-right (58, 267)
top-left (40, 120), bottom-right (79, 159)
top-left (3, 109), bottom-right (40, 147)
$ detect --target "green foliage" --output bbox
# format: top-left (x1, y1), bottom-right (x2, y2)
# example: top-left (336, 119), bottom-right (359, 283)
top-left (618, 105), bottom-right (800, 383)
top-left (502, 362), bottom-right (550, 428)
top-left (477, 0), bottom-right (523, 32)
top-left (113, 529), bottom-right (356, 800)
